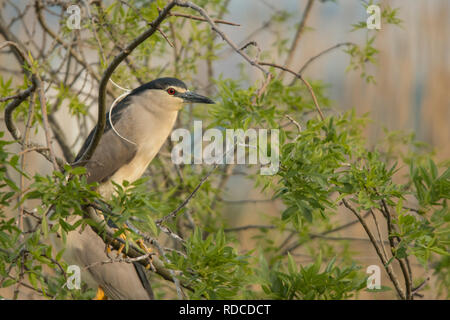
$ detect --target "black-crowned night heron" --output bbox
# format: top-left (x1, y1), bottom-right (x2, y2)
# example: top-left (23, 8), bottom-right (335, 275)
top-left (62, 77), bottom-right (214, 300)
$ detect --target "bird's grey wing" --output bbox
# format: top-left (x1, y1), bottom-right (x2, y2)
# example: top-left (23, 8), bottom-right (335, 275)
top-left (73, 97), bottom-right (137, 184)
top-left (78, 130), bottom-right (137, 184)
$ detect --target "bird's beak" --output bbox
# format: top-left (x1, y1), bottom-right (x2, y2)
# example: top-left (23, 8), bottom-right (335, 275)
top-left (180, 91), bottom-right (215, 104)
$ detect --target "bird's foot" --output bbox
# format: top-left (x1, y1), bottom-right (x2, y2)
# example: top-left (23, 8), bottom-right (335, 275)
top-left (105, 229), bottom-right (128, 258)
top-left (93, 286), bottom-right (107, 300)
top-left (137, 239), bottom-right (155, 271)
top-left (116, 232), bottom-right (128, 258)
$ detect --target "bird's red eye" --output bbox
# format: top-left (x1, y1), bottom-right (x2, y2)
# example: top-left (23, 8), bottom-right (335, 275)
top-left (167, 88), bottom-right (176, 95)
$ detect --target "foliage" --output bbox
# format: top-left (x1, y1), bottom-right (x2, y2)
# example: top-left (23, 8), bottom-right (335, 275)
top-left (258, 254), bottom-right (366, 300)
top-left (0, 0), bottom-right (448, 301)
top-left (167, 229), bottom-right (252, 299)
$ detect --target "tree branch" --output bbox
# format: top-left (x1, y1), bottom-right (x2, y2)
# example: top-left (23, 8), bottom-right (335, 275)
top-left (34, 0), bottom-right (115, 99)
top-left (173, 0), bottom-right (270, 77)
top-left (75, 1), bottom-right (178, 163)
top-left (297, 42), bottom-right (354, 76)
top-left (0, 41), bottom-right (64, 168)
top-left (342, 198), bottom-right (406, 300)
top-left (168, 11), bottom-right (240, 26)
top-left (280, 0), bottom-right (315, 78)
top-left (281, 211), bottom-right (372, 255)
top-left (381, 199), bottom-right (412, 299)
top-left (84, 206), bottom-right (192, 292)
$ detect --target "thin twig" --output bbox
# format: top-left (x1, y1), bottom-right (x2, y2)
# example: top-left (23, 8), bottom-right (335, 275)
top-left (156, 163), bottom-right (219, 225)
top-left (258, 61), bottom-right (325, 120)
top-left (224, 225), bottom-right (278, 232)
top-left (369, 208), bottom-right (389, 262)
top-left (168, 11), bottom-right (240, 26)
top-left (281, 211), bottom-right (372, 255)
top-left (83, 252), bottom-right (155, 270)
top-left (412, 276), bottom-right (430, 297)
top-left (156, 26), bottom-right (174, 48)
top-left (36, 74), bottom-right (58, 170)
top-left (18, 91), bottom-right (37, 234)
top-left (174, 0), bottom-right (269, 77)
top-left (285, 115), bottom-right (302, 133)
top-left (34, 0), bottom-right (115, 98)
top-left (280, 0), bottom-right (315, 78)
top-left (296, 42), bottom-right (354, 76)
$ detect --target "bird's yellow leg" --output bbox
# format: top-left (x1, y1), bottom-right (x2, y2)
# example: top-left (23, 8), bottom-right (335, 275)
top-left (93, 286), bottom-right (107, 300)
top-left (116, 231), bottom-right (128, 257)
top-left (106, 227), bottom-right (128, 257)
top-left (137, 239), bottom-right (154, 270)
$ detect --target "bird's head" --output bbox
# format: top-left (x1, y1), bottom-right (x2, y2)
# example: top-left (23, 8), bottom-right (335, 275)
top-left (131, 77), bottom-right (214, 111)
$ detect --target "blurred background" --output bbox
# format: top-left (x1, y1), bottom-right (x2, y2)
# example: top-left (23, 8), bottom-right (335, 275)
top-left (215, 0), bottom-right (449, 160)
top-left (210, 0), bottom-right (450, 300)
top-left (1, 0), bottom-right (449, 299)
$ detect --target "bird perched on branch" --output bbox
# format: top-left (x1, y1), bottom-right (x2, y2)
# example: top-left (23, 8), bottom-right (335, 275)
top-left (62, 77), bottom-right (214, 299)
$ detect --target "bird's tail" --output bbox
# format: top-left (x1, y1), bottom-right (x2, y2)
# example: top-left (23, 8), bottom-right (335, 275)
top-left (133, 262), bottom-right (154, 299)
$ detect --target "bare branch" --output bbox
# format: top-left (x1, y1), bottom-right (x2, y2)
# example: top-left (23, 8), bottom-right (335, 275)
top-left (412, 276), bottom-right (430, 297)
top-left (83, 252), bottom-right (155, 270)
top-left (168, 11), bottom-right (240, 26)
top-left (224, 225), bottom-right (278, 232)
top-left (36, 74), bottom-right (59, 170)
top-left (285, 115), bottom-right (302, 133)
top-left (174, 0), bottom-right (270, 77)
top-left (34, 0), bottom-right (115, 98)
top-left (281, 0), bottom-right (315, 78)
top-left (156, 26), bottom-right (175, 48)
top-left (297, 42), bottom-right (354, 75)
top-left (369, 208), bottom-right (389, 262)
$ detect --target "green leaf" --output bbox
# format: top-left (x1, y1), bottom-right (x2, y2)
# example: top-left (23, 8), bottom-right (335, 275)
top-left (28, 273), bottom-right (38, 289)
top-left (282, 206), bottom-right (297, 221)
top-left (287, 253), bottom-right (297, 274)
top-left (2, 278), bottom-right (16, 288)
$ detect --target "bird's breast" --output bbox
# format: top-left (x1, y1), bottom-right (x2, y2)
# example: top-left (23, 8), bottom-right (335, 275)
top-left (97, 107), bottom-right (178, 198)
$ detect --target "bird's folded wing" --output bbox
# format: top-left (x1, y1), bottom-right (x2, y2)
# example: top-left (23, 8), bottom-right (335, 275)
top-left (73, 127), bottom-right (137, 185)
top-left (73, 97), bottom-right (137, 184)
